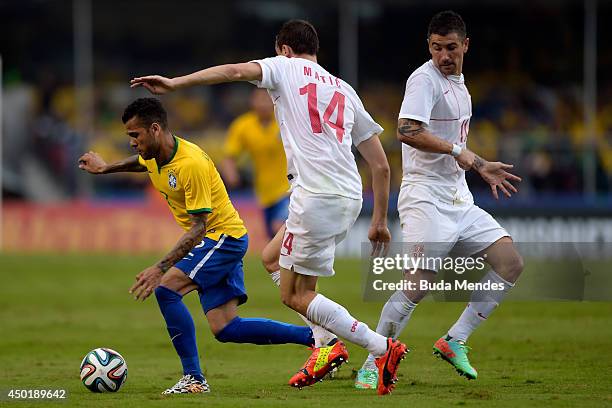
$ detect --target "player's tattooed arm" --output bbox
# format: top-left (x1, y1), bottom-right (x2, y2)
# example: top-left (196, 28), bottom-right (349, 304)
top-left (397, 119), bottom-right (426, 137)
top-left (156, 212), bottom-right (208, 273)
top-left (472, 155), bottom-right (485, 171)
top-left (102, 155), bottom-right (147, 173)
top-left (397, 118), bottom-right (455, 154)
top-left (78, 152), bottom-right (146, 174)
top-left (396, 119), bottom-right (485, 172)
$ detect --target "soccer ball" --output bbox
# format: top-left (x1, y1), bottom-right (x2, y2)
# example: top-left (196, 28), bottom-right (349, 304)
top-left (80, 348), bottom-right (128, 392)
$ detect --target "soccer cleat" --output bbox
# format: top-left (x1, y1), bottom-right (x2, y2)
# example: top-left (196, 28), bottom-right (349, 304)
top-left (354, 368), bottom-right (378, 390)
top-left (289, 339), bottom-right (349, 388)
top-left (325, 365), bottom-right (340, 380)
top-left (433, 337), bottom-right (478, 380)
top-left (161, 374), bottom-right (210, 394)
top-left (375, 338), bottom-right (409, 395)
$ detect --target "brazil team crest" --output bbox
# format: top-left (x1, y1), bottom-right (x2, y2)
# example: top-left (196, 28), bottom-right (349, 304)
top-left (168, 169), bottom-right (178, 190)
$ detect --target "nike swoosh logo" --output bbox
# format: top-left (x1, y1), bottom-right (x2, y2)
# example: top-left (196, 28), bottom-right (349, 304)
top-left (444, 89), bottom-right (450, 95)
top-left (274, 96), bottom-right (280, 102)
top-left (171, 333), bottom-right (182, 342)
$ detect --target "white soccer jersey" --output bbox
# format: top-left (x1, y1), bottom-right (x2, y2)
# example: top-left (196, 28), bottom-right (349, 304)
top-left (398, 59), bottom-right (473, 203)
top-left (251, 56), bottom-right (383, 200)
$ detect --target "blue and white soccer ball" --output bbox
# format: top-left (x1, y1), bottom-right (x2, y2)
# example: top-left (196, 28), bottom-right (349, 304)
top-left (80, 348), bottom-right (128, 392)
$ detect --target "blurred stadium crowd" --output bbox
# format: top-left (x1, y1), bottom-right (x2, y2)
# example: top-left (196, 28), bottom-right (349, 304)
top-left (2, 0), bottom-right (611, 212)
top-left (5, 76), bottom-right (612, 196)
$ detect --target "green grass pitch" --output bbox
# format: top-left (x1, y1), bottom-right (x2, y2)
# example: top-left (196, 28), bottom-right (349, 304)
top-left (1, 253), bottom-right (611, 407)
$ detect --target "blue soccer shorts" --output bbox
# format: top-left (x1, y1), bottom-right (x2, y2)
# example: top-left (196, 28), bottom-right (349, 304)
top-left (174, 233), bottom-right (249, 313)
top-left (263, 195), bottom-right (289, 238)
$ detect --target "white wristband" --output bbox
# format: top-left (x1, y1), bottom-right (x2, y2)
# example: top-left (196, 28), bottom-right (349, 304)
top-left (450, 144), bottom-right (462, 157)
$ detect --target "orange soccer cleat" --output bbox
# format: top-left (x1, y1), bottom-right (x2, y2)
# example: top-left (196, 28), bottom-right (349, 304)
top-left (289, 339), bottom-right (349, 388)
top-left (375, 338), bottom-right (409, 395)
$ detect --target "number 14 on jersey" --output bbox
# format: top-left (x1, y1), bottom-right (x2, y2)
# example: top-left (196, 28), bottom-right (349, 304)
top-left (299, 83), bottom-right (346, 143)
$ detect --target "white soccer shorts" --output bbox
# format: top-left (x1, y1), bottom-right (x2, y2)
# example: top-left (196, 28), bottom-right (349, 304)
top-left (398, 184), bottom-right (509, 272)
top-left (279, 186), bottom-right (362, 277)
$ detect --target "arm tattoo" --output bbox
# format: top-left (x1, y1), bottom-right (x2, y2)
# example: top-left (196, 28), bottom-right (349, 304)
top-left (472, 155), bottom-right (485, 171)
top-left (105, 155), bottom-right (147, 173)
top-left (397, 119), bottom-right (425, 138)
top-left (157, 213), bottom-right (208, 272)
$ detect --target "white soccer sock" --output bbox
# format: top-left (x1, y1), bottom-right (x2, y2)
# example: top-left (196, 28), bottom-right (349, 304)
top-left (299, 315), bottom-right (337, 347)
top-left (447, 270), bottom-right (514, 342)
top-left (270, 270), bottom-right (336, 347)
top-left (307, 294), bottom-right (388, 357)
top-left (362, 290), bottom-right (417, 370)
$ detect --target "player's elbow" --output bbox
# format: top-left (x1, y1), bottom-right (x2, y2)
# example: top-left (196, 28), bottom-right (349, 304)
top-left (189, 221), bottom-right (208, 241)
top-left (397, 130), bottom-right (417, 147)
top-left (370, 160), bottom-right (390, 179)
top-left (217, 64), bottom-right (241, 82)
top-left (226, 64), bottom-right (248, 82)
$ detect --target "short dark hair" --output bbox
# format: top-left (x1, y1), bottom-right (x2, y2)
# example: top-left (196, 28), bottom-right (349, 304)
top-left (428, 10), bottom-right (467, 39)
top-left (275, 19), bottom-right (319, 55)
top-left (122, 97), bottom-right (168, 129)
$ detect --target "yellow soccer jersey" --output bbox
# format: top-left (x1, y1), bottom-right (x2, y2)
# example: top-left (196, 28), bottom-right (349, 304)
top-left (139, 136), bottom-right (247, 241)
top-left (224, 112), bottom-right (288, 207)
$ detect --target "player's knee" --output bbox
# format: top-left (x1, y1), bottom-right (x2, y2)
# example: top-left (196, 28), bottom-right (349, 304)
top-left (499, 253), bottom-right (524, 283)
top-left (403, 289), bottom-right (426, 304)
top-left (208, 320), bottom-right (226, 338)
top-left (511, 253), bottom-right (525, 278)
top-left (212, 325), bottom-right (227, 341)
top-left (261, 256), bottom-right (278, 274)
top-left (280, 292), bottom-right (292, 308)
top-left (154, 286), bottom-right (165, 300)
top-left (261, 248), bottom-right (279, 274)
top-left (280, 291), bottom-right (297, 310)
top-left (154, 285), bottom-right (181, 303)
top-left (213, 317), bottom-right (241, 342)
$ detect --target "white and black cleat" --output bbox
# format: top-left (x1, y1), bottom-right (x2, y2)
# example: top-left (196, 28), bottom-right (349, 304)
top-left (162, 374), bottom-right (210, 395)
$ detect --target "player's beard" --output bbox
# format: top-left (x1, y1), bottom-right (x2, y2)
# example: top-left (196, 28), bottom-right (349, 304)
top-left (138, 145), bottom-right (154, 160)
top-left (440, 63), bottom-right (455, 74)
top-left (139, 136), bottom-right (160, 160)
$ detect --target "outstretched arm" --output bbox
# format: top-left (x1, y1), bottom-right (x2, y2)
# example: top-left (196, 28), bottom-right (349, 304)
top-left (129, 212), bottom-right (208, 300)
top-left (130, 63), bottom-right (263, 94)
top-left (78, 152), bottom-right (146, 174)
top-left (356, 135), bottom-right (391, 256)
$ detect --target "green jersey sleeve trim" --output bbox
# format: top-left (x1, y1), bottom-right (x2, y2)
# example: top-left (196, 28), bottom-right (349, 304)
top-left (187, 208), bottom-right (212, 214)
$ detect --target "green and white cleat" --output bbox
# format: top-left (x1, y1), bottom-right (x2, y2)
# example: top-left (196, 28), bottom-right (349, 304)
top-left (433, 336), bottom-right (478, 380)
top-left (354, 368), bottom-right (378, 390)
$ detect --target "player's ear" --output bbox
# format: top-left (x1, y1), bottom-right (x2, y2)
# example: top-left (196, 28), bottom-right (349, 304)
top-left (150, 122), bottom-right (161, 136)
top-left (280, 44), bottom-right (293, 57)
top-left (463, 37), bottom-right (470, 54)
